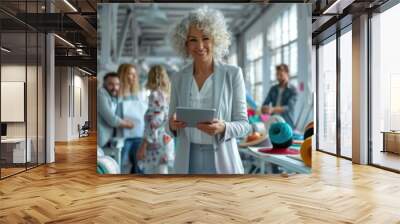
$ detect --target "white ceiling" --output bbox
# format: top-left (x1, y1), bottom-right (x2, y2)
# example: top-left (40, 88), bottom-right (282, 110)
top-left (99, 3), bottom-right (266, 57)
top-left (97, 3), bottom-right (267, 76)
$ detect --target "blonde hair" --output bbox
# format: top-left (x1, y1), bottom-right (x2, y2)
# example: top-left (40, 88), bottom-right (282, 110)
top-left (146, 65), bottom-right (170, 94)
top-left (117, 63), bottom-right (140, 96)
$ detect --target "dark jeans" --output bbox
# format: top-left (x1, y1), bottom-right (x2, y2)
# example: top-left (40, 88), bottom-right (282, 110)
top-left (121, 138), bottom-right (143, 174)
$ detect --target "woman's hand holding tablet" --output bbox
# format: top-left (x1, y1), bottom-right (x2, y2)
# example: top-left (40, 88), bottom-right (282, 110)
top-left (169, 113), bottom-right (187, 131)
top-left (197, 119), bottom-right (226, 136)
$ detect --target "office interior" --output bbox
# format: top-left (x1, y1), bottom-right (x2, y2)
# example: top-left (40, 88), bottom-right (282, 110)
top-left (0, 0), bottom-right (399, 176)
top-left (0, 0), bottom-right (97, 179)
top-left (0, 0), bottom-right (399, 222)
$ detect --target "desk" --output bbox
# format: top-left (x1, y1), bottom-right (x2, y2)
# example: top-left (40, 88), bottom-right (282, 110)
top-left (382, 131), bottom-right (400, 154)
top-left (1, 138), bottom-right (31, 163)
top-left (239, 146), bottom-right (311, 174)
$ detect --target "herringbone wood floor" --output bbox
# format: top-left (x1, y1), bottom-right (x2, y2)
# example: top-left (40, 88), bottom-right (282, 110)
top-left (1, 134), bottom-right (400, 224)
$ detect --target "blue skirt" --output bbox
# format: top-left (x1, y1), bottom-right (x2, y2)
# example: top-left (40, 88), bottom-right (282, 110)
top-left (189, 143), bottom-right (217, 174)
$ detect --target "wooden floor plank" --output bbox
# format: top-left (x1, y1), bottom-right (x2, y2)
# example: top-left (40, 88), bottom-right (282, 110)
top-left (0, 134), bottom-right (400, 223)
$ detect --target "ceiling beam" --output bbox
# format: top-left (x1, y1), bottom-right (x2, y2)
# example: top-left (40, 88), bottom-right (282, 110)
top-left (117, 9), bottom-right (134, 61)
top-left (55, 55), bottom-right (96, 72)
top-left (67, 13), bottom-right (97, 40)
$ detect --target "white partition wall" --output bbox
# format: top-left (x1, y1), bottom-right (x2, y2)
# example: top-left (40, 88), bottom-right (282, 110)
top-left (0, 1), bottom-right (48, 179)
top-left (54, 67), bottom-right (89, 141)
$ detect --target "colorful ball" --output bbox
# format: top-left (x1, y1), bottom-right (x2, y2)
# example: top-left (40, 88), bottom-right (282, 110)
top-left (300, 137), bottom-right (312, 167)
top-left (269, 122), bottom-right (293, 148)
top-left (303, 121), bottom-right (314, 140)
top-left (264, 115), bottom-right (286, 136)
top-left (304, 127), bottom-right (314, 140)
top-left (97, 156), bottom-right (120, 174)
top-left (304, 121), bottom-right (314, 131)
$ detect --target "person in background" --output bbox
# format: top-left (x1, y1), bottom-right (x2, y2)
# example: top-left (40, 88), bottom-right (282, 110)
top-left (136, 65), bottom-right (174, 174)
top-left (261, 64), bottom-right (297, 128)
top-left (97, 72), bottom-right (134, 149)
top-left (167, 7), bottom-right (251, 174)
top-left (117, 64), bottom-right (147, 174)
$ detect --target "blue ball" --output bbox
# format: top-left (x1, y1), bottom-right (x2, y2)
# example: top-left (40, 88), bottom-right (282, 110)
top-left (269, 122), bottom-right (293, 146)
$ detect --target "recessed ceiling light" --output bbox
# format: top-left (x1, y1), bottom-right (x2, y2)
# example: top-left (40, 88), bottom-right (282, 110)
top-left (322, 0), bottom-right (351, 15)
top-left (54, 34), bottom-right (75, 48)
top-left (63, 0), bottom-right (78, 12)
top-left (78, 67), bottom-right (92, 76)
top-left (1, 47), bottom-right (11, 53)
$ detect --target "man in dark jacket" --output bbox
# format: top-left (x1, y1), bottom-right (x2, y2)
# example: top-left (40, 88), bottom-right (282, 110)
top-left (262, 64), bottom-right (297, 128)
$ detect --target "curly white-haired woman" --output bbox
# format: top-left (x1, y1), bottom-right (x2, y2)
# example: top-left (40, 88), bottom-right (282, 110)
top-left (167, 7), bottom-right (251, 174)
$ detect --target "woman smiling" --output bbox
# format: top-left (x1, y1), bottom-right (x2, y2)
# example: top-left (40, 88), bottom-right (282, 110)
top-left (168, 7), bottom-right (251, 174)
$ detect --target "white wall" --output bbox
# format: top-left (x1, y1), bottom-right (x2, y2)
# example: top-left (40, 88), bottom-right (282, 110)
top-left (1, 64), bottom-right (46, 163)
top-left (1, 65), bottom-right (40, 136)
top-left (54, 67), bottom-right (89, 141)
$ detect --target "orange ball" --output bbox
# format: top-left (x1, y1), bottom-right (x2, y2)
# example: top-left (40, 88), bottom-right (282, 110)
top-left (300, 137), bottom-right (312, 167)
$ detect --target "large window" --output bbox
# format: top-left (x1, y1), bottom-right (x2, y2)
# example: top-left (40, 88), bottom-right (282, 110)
top-left (339, 28), bottom-right (352, 158)
top-left (316, 26), bottom-right (353, 159)
top-left (246, 34), bottom-right (263, 105)
top-left (370, 3), bottom-right (400, 171)
top-left (317, 36), bottom-right (337, 155)
top-left (267, 4), bottom-right (298, 86)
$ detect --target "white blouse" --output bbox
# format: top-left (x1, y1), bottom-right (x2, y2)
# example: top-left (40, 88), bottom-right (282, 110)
top-left (189, 74), bottom-right (214, 144)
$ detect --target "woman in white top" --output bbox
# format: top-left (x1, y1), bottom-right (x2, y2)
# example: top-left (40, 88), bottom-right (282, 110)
top-left (117, 63), bottom-right (147, 174)
top-left (167, 7), bottom-right (251, 174)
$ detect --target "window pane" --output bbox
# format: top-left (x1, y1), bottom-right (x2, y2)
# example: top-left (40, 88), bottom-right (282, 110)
top-left (340, 30), bottom-right (352, 158)
top-left (282, 11), bottom-right (289, 45)
top-left (1, 31), bottom-right (28, 177)
top-left (275, 18), bottom-right (282, 48)
top-left (283, 45), bottom-right (289, 65)
top-left (318, 37), bottom-right (337, 154)
top-left (255, 59), bottom-right (263, 83)
top-left (276, 50), bottom-right (281, 65)
top-left (270, 53), bottom-right (276, 82)
top-left (246, 34), bottom-right (263, 60)
top-left (245, 65), bottom-right (251, 89)
top-left (255, 84), bottom-right (263, 106)
top-left (249, 62), bottom-right (255, 86)
top-left (289, 4), bottom-right (298, 42)
top-left (27, 32), bottom-right (38, 169)
top-left (290, 42), bottom-right (298, 76)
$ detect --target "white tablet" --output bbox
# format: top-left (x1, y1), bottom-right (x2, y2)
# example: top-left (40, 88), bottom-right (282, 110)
top-left (176, 107), bottom-right (216, 127)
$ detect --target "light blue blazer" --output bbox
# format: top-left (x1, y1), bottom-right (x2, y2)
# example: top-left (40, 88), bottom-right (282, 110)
top-left (167, 61), bottom-right (251, 174)
top-left (97, 87), bottom-right (121, 148)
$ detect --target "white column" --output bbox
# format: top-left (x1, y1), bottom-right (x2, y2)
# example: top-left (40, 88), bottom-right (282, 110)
top-left (352, 14), bottom-right (369, 164)
top-left (46, 33), bottom-right (55, 163)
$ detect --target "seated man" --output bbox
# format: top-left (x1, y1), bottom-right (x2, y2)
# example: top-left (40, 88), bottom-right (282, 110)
top-left (261, 64), bottom-right (297, 128)
top-left (97, 72), bottom-right (134, 148)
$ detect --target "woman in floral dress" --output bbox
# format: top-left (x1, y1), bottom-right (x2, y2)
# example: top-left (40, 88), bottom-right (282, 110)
top-left (137, 65), bottom-right (174, 174)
